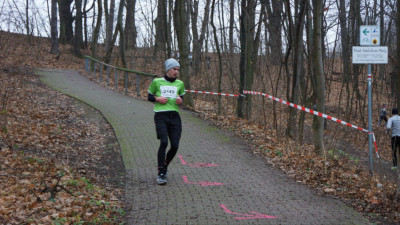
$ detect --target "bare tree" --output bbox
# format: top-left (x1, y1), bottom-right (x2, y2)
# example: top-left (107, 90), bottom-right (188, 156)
top-left (125, 0), bottom-right (137, 49)
top-left (217, 0), bottom-right (226, 52)
top-left (266, 0), bottom-right (283, 65)
top-left (311, 0), bottom-right (326, 155)
top-left (397, 0), bottom-right (400, 108)
top-left (58, 0), bottom-right (74, 44)
top-left (349, 0), bottom-right (362, 119)
top-left (191, 0), bottom-right (211, 74)
top-left (50, 0), bottom-right (59, 55)
top-left (117, 0), bottom-right (127, 67)
top-left (286, 0), bottom-right (307, 140)
top-left (229, 0), bottom-right (235, 54)
top-left (210, 0), bottom-right (223, 114)
top-left (174, 0), bottom-right (193, 107)
top-left (25, 0), bottom-right (30, 44)
top-left (90, 0), bottom-right (103, 60)
top-left (378, 0), bottom-right (385, 81)
top-left (154, 0), bottom-right (167, 54)
top-left (73, 0), bottom-right (83, 57)
top-left (337, 0), bottom-right (352, 121)
top-left (237, 0), bottom-right (263, 119)
top-left (104, 0), bottom-right (116, 51)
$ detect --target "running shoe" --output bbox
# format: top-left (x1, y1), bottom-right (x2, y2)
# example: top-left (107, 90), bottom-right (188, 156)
top-left (157, 172), bottom-right (167, 185)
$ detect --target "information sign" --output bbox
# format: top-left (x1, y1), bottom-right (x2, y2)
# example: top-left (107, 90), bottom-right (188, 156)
top-left (360, 25), bottom-right (380, 46)
top-left (352, 46), bottom-right (388, 64)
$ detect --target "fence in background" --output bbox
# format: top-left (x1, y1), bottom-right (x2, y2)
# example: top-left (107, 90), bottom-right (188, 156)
top-left (84, 56), bottom-right (157, 96)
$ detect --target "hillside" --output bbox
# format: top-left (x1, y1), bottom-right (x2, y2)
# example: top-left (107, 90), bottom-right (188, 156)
top-left (1, 31), bottom-right (399, 224)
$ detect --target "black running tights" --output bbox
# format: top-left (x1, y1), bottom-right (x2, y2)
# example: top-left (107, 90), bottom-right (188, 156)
top-left (154, 111), bottom-right (182, 172)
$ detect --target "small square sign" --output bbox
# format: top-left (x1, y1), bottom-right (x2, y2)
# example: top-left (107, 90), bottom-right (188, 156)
top-left (360, 25), bottom-right (380, 46)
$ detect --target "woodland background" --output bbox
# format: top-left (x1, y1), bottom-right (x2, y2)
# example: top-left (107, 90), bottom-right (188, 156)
top-left (1, 0), bottom-right (400, 224)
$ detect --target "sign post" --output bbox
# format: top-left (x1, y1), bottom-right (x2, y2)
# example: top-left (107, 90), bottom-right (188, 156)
top-left (367, 64), bottom-right (373, 174)
top-left (353, 25), bottom-right (387, 175)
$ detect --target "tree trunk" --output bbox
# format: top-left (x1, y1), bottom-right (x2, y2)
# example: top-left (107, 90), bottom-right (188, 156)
top-left (378, 0), bottom-right (385, 81)
top-left (174, 0), bottom-right (193, 107)
top-left (338, 0), bottom-right (352, 120)
top-left (267, 0), bottom-right (283, 65)
top-left (125, 0), bottom-right (137, 50)
top-left (91, 0), bottom-right (103, 60)
top-left (218, 0), bottom-right (227, 52)
top-left (104, 0), bottom-right (115, 52)
top-left (117, 0), bottom-right (127, 68)
top-left (350, 0), bottom-right (362, 115)
top-left (210, 0), bottom-right (223, 115)
top-left (191, 0), bottom-right (211, 74)
top-left (229, 0), bottom-right (235, 54)
top-left (287, 0), bottom-right (306, 140)
top-left (167, 0), bottom-right (173, 58)
top-left (397, 0), bottom-right (400, 108)
top-left (83, 0), bottom-right (89, 48)
top-left (104, 24), bottom-right (119, 65)
top-left (237, 3), bottom-right (246, 119)
top-left (58, 0), bottom-right (74, 45)
top-left (236, 0), bottom-right (259, 119)
top-left (25, 0), bottom-right (31, 44)
top-left (306, 0), bottom-right (316, 109)
top-left (50, 0), bottom-right (59, 55)
top-left (312, 0), bottom-right (325, 155)
top-left (73, 0), bottom-right (83, 57)
top-left (82, 1), bottom-right (95, 48)
top-left (154, 0), bottom-right (167, 54)
top-left (190, 0), bottom-right (199, 71)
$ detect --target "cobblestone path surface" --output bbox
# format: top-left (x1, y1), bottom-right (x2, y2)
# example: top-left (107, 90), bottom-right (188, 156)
top-left (37, 69), bottom-right (371, 225)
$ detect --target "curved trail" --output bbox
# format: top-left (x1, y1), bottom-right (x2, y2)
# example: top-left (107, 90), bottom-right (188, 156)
top-left (37, 68), bottom-right (371, 225)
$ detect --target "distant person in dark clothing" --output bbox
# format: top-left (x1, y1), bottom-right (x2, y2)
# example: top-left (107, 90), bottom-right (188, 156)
top-left (205, 56), bottom-right (211, 70)
top-left (387, 108), bottom-right (400, 169)
top-left (378, 104), bottom-right (387, 127)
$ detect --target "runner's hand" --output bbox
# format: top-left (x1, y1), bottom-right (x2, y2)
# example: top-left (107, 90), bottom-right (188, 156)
top-left (176, 96), bottom-right (182, 105)
top-left (156, 97), bottom-right (168, 104)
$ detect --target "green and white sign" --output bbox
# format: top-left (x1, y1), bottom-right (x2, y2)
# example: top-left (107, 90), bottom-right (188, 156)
top-left (360, 25), bottom-right (380, 46)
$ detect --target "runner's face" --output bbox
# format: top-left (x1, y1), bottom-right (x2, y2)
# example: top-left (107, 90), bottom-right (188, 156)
top-left (166, 66), bottom-right (180, 79)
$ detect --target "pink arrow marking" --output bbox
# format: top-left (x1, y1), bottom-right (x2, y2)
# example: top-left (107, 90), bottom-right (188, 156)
top-left (182, 176), bottom-right (224, 186)
top-left (178, 155), bottom-right (219, 168)
top-left (220, 204), bottom-right (277, 220)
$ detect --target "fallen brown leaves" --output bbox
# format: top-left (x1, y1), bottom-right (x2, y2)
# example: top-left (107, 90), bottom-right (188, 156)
top-left (0, 32), bottom-right (124, 224)
top-left (2, 31), bottom-right (399, 224)
top-left (0, 147), bottom-right (121, 224)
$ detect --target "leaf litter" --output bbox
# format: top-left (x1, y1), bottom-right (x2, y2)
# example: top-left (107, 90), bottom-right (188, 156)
top-left (1, 31), bottom-right (399, 224)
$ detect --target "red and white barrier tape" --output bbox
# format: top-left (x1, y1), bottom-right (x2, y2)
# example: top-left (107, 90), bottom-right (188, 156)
top-left (185, 89), bottom-right (243, 97)
top-left (182, 88), bottom-right (379, 158)
top-left (243, 90), bottom-right (380, 158)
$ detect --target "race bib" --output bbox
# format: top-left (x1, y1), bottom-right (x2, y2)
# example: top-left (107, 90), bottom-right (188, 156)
top-left (160, 86), bottom-right (177, 98)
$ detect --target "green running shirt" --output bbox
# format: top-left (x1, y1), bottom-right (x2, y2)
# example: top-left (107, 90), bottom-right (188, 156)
top-left (148, 78), bottom-right (185, 112)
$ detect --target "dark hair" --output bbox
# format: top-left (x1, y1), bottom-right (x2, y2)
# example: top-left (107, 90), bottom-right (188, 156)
top-left (392, 108), bottom-right (398, 115)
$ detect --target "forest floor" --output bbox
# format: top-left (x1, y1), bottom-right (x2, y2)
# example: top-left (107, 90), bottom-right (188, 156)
top-left (0, 31), bottom-right (399, 224)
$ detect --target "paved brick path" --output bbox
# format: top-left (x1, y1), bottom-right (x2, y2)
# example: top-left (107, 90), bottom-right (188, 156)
top-left (38, 69), bottom-right (371, 225)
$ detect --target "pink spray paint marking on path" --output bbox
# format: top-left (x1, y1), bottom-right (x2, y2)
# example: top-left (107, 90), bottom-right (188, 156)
top-left (220, 204), bottom-right (277, 220)
top-left (182, 176), bottom-right (224, 186)
top-left (178, 155), bottom-right (219, 168)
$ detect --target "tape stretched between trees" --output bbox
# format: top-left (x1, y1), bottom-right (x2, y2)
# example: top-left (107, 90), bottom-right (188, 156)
top-left (185, 89), bottom-right (244, 97)
top-left (182, 88), bottom-right (379, 158)
top-left (242, 90), bottom-right (380, 158)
